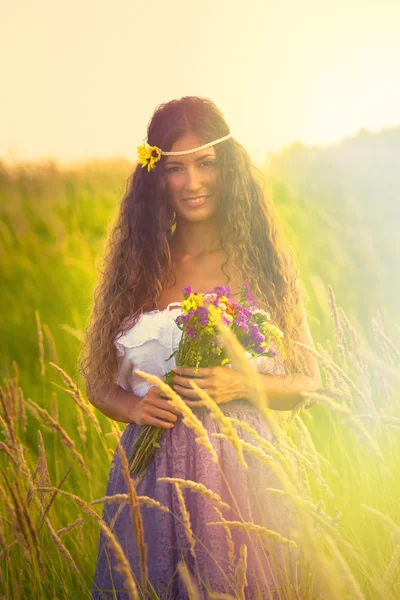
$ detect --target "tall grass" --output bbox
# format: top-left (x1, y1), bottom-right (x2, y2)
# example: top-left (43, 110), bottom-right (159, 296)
top-left (0, 159), bottom-right (399, 598)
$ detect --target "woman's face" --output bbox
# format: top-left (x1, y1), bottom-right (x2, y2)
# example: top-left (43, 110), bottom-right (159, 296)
top-left (162, 131), bottom-right (220, 222)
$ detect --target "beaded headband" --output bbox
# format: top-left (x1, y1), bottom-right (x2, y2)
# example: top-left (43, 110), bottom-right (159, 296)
top-left (137, 133), bottom-right (232, 172)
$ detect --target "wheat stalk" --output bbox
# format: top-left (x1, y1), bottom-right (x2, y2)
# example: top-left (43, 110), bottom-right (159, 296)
top-left (234, 544), bottom-right (248, 600)
top-left (134, 370), bottom-right (218, 463)
top-left (158, 477), bottom-right (231, 511)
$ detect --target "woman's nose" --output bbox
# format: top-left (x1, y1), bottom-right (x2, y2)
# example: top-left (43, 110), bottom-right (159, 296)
top-left (185, 166), bottom-right (202, 192)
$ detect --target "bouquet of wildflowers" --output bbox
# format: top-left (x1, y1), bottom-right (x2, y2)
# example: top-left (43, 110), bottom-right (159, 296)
top-left (129, 283), bottom-right (286, 475)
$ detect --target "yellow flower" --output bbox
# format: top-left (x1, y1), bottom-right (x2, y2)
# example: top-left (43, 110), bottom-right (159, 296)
top-left (137, 143), bottom-right (161, 172)
top-left (182, 292), bottom-right (204, 314)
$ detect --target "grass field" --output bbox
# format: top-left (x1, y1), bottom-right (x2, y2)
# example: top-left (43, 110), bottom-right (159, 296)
top-left (0, 158), bottom-right (399, 599)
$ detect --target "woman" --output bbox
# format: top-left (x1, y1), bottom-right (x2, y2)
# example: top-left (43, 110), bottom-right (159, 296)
top-left (80, 96), bottom-right (322, 599)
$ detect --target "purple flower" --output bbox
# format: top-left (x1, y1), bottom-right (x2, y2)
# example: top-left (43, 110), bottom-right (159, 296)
top-left (213, 285), bottom-right (233, 299)
top-left (195, 305), bottom-right (209, 327)
top-left (221, 314), bottom-right (231, 327)
top-left (249, 324), bottom-right (264, 344)
top-left (241, 335), bottom-right (251, 346)
top-left (186, 326), bottom-right (198, 339)
top-left (235, 321), bottom-right (249, 334)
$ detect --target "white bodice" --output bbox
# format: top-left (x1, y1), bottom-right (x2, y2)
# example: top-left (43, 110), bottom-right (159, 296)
top-left (114, 302), bottom-right (285, 398)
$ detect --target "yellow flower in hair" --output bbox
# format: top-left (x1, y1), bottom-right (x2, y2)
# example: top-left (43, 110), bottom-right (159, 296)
top-left (137, 143), bottom-right (161, 172)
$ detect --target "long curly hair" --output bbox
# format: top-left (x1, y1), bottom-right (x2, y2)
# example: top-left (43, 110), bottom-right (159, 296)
top-left (78, 96), bottom-right (310, 404)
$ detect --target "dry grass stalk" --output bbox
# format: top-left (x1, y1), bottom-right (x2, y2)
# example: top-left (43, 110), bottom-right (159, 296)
top-left (49, 362), bottom-right (103, 435)
top-left (3, 378), bottom-right (16, 427)
top-left (309, 343), bottom-right (354, 401)
top-left (315, 342), bottom-right (370, 409)
top-left (33, 429), bottom-right (52, 508)
top-left (281, 442), bottom-right (334, 498)
top-left (25, 397), bottom-right (89, 476)
top-left (188, 380), bottom-right (248, 470)
top-left (213, 506), bottom-right (236, 586)
top-left (0, 536), bottom-right (18, 561)
top-left (18, 386), bottom-right (27, 434)
top-left (23, 399), bottom-right (52, 432)
top-left (135, 370), bottom-right (218, 463)
top-left (305, 391), bottom-right (352, 416)
top-left (324, 532), bottom-right (365, 600)
top-left (42, 322), bottom-right (59, 364)
top-left (207, 519), bottom-right (297, 548)
top-left (90, 493), bottom-right (169, 514)
top-left (306, 391), bottom-right (385, 463)
top-left (35, 309), bottom-right (46, 376)
top-left (56, 517), bottom-right (84, 537)
top-left (294, 416), bottom-right (322, 477)
top-left (51, 391), bottom-right (59, 422)
top-left (226, 417), bottom-right (298, 483)
top-left (174, 482), bottom-right (196, 560)
top-left (361, 504), bottom-right (400, 544)
top-left (384, 542), bottom-right (400, 583)
top-left (102, 527), bottom-right (140, 600)
top-left (375, 326), bottom-right (400, 363)
top-left (111, 422), bottom-right (148, 593)
top-left (0, 464), bottom-right (44, 577)
top-left (0, 441), bottom-right (19, 469)
top-left (372, 315), bottom-right (395, 367)
top-left (327, 285), bottom-right (348, 364)
top-left (337, 306), bottom-right (362, 364)
top-left (207, 304), bottom-right (283, 442)
top-left (76, 403), bottom-right (87, 444)
top-left (0, 508), bottom-right (7, 562)
top-left (357, 414), bottom-right (400, 426)
top-left (292, 418), bottom-right (316, 498)
top-left (0, 393), bottom-right (33, 485)
top-left (212, 433), bottom-right (296, 498)
top-left (158, 477), bottom-right (231, 511)
top-left (35, 486), bottom-right (140, 600)
top-left (0, 386), bottom-right (17, 447)
top-left (45, 516), bottom-right (80, 573)
top-left (177, 561), bottom-right (202, 600)
top-left (270, 489), bottom-right (357, 558)
top-left (110, 419), bottom-right (123, 445)
top-left (0, 482), bottom-right (14, 521)
top-left (234, 543), bottom-right (248, 600)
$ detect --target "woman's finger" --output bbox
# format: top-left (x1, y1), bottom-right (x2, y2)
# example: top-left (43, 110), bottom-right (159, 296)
top-left (183, 399), bottom-right (208, 407)
top-left (147, 406), bottom-right (179, 423)
top-left (172, 375), bottom-right (211, 390)
top-left (141, 415), bottom-right (175, 429)
top-left (173, 385), bottom-right (214, 398)
top-left (152, 396), bottom-right (181, 416)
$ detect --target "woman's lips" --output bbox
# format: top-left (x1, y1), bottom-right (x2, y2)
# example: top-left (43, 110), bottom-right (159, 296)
top-left (184, 195), bottom-right (211, 207)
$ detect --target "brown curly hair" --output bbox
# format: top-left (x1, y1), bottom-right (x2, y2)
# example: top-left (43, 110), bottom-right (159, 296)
top-left (78, 96), bottom-right (310, 404)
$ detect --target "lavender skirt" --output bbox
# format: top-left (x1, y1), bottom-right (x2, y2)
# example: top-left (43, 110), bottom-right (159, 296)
top-left (91, 399), bottom-right (302, 600)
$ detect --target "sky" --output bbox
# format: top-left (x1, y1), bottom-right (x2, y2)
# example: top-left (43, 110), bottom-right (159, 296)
top-left (1, 0), bottom-right (400, 166)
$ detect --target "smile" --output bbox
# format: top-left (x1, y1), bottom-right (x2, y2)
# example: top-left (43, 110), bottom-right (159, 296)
top-left (184, 195), bottom-right (210, 207)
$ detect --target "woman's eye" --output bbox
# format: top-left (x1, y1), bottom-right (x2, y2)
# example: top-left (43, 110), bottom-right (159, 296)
top-left (166, 162), bottom-right (216, 173)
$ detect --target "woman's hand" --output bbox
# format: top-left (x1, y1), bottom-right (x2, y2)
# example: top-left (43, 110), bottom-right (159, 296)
top-left (133, 385), bottom-right (181, 428)
top-left (171, 366), bottom-right (245, 407)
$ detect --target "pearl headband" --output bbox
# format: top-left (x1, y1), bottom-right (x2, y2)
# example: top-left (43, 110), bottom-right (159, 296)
top-left (137, 133), bottom-right (232, 172)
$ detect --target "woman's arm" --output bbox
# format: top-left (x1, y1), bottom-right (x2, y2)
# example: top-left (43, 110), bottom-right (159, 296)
top-left (257, 372), bottom-right (321, 411)
top-left (258, 296), bottom-right (323, 411)
top-left (86, 383), bottom-right (142, 424)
